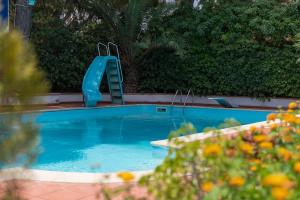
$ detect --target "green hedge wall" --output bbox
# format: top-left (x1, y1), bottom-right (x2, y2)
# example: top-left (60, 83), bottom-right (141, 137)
top-left (31, 0), bottom-right (300, 98)
top-left (30, 2), bottom-right (109, 92)
top-left (138, 0), bottom-right (300, 98)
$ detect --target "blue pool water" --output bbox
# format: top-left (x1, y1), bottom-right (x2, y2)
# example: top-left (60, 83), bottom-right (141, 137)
top-left (25, 105), bottom-right (269, 173)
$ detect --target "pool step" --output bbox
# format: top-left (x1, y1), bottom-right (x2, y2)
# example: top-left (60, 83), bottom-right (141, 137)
top-left (106, 60), bottom-right (124, 105)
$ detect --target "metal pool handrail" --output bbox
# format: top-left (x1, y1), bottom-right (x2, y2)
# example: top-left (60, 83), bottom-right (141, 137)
top-left (184, 89), bottom-right (195, 106)
top-left (171, 89), bottom-right (183, 105)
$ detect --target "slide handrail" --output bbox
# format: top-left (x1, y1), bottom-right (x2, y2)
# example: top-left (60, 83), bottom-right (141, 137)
top-left (97, 42), bottom-right (109, 56)
top-left (108, 42), bottom-right (124, 83)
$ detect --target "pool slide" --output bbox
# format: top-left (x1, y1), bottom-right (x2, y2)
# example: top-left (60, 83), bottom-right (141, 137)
top-left (82, 56), bottom-right (124, 107)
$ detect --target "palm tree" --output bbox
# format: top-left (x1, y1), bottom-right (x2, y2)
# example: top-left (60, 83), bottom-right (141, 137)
top-left (84, 0), bottom-right (159, 92)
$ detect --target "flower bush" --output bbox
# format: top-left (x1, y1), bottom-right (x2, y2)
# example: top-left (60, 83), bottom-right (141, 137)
top-left (139, 102), bottom-right (300, 200)
top-left (101, 102), bottom-right (300, 200)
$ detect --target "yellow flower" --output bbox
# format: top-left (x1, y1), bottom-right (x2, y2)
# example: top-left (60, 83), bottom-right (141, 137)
top-left (294, 162), bottom-right (300, 173)
top-left (253, 135), bottom-right (268, 143)
top-left (262, 173), bottom-right (289, 187)
top-left (117, 172), bottom-right (135, 182)
top-left (229, 176), bottom-right (245, 187)
top-left (240, 142), bottom-right (254, 155)
top-left (271, 187), bottom-right (289, 200)
top-left (288, 102), bottom-right (297, 110)
top-left (201, 182), bottom-right (214, 192)
top-left (296, 118), bottom-right (300, 125)
top-left (203, 144), bottom-right (222, 157)
top-left (296, 129), bottom-right (300, 135)
top-left (277, 148), bottom-right (292, 161)
top-left (267, 113), bottom-right (277, 121)
top-left (259, 142), bottom-right (273, 149)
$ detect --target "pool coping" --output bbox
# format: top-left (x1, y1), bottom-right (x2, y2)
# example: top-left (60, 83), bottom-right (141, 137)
top-left (151, 120), bottom-right (274, 148)
top-left (0, 103), bottom-right (273, 115)
top-left (0, 104), bottom-right (274, 183)
top-left (0, 168), bottom-right (152, 184)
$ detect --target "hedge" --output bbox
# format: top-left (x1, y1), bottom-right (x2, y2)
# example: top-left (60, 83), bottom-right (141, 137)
top-left (138, 0), bottom-right (300, 98)
top-left (31, 0), bottom-right (300, 98)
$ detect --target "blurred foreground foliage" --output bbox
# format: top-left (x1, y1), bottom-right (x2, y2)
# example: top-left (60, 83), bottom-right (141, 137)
top-left (0, 31), bottom-right (48, 199)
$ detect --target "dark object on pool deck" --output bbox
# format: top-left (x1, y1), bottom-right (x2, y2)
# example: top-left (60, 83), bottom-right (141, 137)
top-left (209, 98), bottom-right (238, 108)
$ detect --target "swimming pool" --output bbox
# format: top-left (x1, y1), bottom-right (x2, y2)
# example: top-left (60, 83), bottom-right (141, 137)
top-left (22, 105), bottom-right (269, 173)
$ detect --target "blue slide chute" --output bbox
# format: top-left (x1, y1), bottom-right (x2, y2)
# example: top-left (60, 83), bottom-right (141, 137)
top-left (82, 56), bottom-right (124, 107)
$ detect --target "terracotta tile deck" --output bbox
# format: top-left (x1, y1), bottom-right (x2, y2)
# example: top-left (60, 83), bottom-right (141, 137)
top-left (0, 181), bottom-right (149, 200)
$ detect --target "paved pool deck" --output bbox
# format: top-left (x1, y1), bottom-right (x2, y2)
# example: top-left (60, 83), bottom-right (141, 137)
top-left (0, 180), bottom-right (149, 200)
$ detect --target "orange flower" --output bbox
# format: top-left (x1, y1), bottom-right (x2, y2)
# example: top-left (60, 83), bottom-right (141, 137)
top-left (253, 135), bottom-right (268, 143)
top-left (226, 148), bottom-right (236, 157)
top-left (271, 187), bottom-right (289, 200)
top-left (201, 182), bottom-right (214, 192)
top-left (248, 159), bottom-right (261, 164)
top-left (294, 162), bottom-right (300, 173)
top-left (117, 172), bottom-right (135, 182)
top-left (229, 176), bottom-right (245, 187)
top-left (240, 143), bottom-right (254, 155)
top-left (293, 154), bottom-right (300, 160)
top-left (288, 102), bottom-right (297, 110)
top-left (282, 135), bottom-right (293, 143)
top-left (262, 173), bottom-right (290, 187)
top-left (277, 148), bottom-right (292, 161)
top-left (203, 144), bottom-right (222, 157)
top-left (283, 113), bottom-right (296, 123)
top-left (259, 142), bottom-right (273, 149)
top-left (217, 180), bottom-right (224, 186)
top-left (280, 127), bottom-right (292, 135)
top-left (267, 113), bottom-right (277, 121)
top-left (270, 123), bottom-right (278, 130)
top-left (296, 145), bottom-right (300, 150)
top-left (250, 166), bottom-right (257, 171)
top-left (249, 126), bottom-right (257, 133)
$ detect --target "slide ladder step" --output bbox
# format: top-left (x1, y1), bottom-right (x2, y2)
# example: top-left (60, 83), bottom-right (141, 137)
top-left (106, 60), bottom-right (124, 105)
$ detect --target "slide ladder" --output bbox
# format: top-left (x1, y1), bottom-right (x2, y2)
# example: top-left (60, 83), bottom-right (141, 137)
top-left (82, 42), bottom-right (124, 107)
top-left (107, 42), bottom-right (124, 104)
